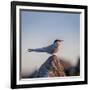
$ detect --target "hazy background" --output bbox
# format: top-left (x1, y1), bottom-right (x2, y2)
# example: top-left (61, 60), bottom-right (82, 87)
top-left (21, 10), bottom-right (80, 77)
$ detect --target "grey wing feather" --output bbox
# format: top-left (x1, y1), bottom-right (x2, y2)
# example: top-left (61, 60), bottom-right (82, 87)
top-left (28, 46), bottom-right (49, 53)
top-left (28, 44), bottom-right (55, 54)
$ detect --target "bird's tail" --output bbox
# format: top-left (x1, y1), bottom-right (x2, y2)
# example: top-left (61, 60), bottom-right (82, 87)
top-left (28, 49), bottom-right (34, 52)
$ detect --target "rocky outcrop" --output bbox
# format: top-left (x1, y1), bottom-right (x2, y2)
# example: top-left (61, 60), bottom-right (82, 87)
top-left (36, 55), bottom-right (80, 77)
top-left (48, 55), bottom-right (66, 77)
top-left (27, 55), bottom-right (80, 78)
top-left (37, 55), bottom-right (66, 77)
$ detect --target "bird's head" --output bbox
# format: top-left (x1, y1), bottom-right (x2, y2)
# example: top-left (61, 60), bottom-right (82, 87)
top-left (54, 39), bottom-right (63, 47)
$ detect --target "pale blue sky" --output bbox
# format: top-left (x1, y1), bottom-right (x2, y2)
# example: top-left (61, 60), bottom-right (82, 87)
top-left (21, 10), bottom-right (80, 77)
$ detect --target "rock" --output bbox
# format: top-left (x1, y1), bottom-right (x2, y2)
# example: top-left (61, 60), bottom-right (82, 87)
top-left (37, 55), bottom-right (66, 77)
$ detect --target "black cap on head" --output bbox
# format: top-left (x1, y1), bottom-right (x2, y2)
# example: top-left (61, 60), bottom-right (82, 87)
top-left (54, 39), bottom-right (63, 43)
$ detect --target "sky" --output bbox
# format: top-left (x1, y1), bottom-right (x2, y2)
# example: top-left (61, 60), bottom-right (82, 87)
top-left (20, 10), bottom-right (80, 77)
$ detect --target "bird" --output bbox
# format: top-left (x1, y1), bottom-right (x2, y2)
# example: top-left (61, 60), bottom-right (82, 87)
top-left (27, 39), bottom-right (63, 55)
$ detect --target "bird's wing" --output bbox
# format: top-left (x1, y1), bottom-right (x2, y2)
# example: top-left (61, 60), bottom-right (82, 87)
top-left (28, 44), bottom-right (56, 53)
top-left (43, 44), bottom-right (56, 54)
top-left (28, 46), bottom-right (49, 52)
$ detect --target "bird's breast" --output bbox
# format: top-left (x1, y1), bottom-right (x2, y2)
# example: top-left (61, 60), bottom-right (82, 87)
top-left (52, 48), bottom-right (59, 54)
